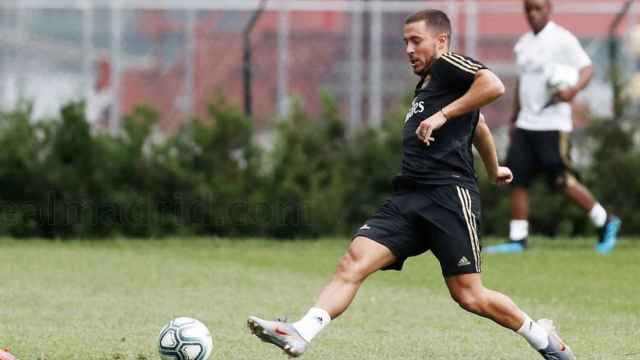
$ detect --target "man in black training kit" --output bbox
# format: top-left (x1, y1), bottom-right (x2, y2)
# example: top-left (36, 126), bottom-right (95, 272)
top-left (248, 9), bottom-right (575, 360)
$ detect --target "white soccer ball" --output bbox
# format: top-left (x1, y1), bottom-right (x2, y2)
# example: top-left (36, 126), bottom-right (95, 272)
top-left (158, 317), bottom-right (213, 360)
top-left (546, 63), bottom-right (579, 92)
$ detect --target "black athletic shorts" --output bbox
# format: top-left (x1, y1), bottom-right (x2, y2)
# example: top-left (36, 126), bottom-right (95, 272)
top-left (353, 178), bottom-right (482, 277)
top-left (506, 128), bottom-right (577, 189)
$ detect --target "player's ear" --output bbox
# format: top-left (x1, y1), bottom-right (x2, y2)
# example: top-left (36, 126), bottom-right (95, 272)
top-left (436, 32), bottom-right (449, 52)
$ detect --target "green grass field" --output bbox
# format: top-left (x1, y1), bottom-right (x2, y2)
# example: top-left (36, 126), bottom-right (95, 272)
top-left (1, 237), bottom-right (639, 360)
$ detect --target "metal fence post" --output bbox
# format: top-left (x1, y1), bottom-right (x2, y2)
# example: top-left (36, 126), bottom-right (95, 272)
top-left (185, 9), bottom-right (196, 116)
top-left (83, 0), bottom-right (94, 102)
top-left (16, 1), bottom-right (26, 101)
top-left (465, 0), bottom-right (478, 59)
top-left (369, 1), bottom-right (383, 127)
top-left (277, 3), bottom-right (290, 119)
top-left (447, 0), bottom-right (459, 51)
top-left (110, 0), bottom-right (123, 135)
top-left (349, 1), bottom-right (364, 132)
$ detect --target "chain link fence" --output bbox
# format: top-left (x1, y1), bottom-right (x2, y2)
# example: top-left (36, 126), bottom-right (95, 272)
top-left (1, 0), bottom-right (638, 136)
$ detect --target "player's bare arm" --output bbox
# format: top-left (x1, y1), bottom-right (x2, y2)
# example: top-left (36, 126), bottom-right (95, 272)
top-left (556, 64), bottom-right (593, 102)
top-left (416, 69), bottom-right (505, 144)
top-left (473, 113), bottom-right (513, 185)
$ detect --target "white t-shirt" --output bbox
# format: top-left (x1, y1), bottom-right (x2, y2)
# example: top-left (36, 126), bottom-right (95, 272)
top-left (514, 21), bottom-right (592, 132)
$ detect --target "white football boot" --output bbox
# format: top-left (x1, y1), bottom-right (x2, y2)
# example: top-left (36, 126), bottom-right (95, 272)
top-left (537, 319), bottom-right (576, 360)
top-left (248, 316), bottom-right (309, 357)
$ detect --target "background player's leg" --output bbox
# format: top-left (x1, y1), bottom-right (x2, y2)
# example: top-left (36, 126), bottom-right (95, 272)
top-left (542, 128), bottom-right (620, 253)
top-left (510, 186), bottom-right (530, 246)
top-left (564, 179), bottom-right (595, 211)
top-left (484, 186), bottom-right (529, 253)
top-left (511, 186), bottom-right (529, 221)
top-left (445, 273), bottom-right (574, 359)
top-left (546, 130), bottom-right (599, 215)
top-left (486, 128), bottom-right (532, 253)
top-left (564, 179), bottom-right (621, 253)
top-left (509, 128), bottom-right (533, 234)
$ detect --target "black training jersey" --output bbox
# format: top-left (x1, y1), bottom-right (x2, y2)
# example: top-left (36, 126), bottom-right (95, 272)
top-left (398, 52), bottom-right (487, 193)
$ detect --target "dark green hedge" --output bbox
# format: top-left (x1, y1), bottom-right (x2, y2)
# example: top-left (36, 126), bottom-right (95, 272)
top-left (0, 97), bottom-right (636, 239)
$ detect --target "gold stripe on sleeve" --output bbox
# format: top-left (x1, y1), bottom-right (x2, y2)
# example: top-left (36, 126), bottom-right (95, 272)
top-left (448, 53), bottom-right (483, 70)
top-left (441, 55), bottom-right (477, 75)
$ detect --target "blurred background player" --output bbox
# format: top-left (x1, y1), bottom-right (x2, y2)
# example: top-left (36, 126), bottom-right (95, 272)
top-left (248, 10), bottom-right (576, 360)
top-left (485, 0), bottom-right (621, 254)
top-left (86, 55), bottom-right (113, 129)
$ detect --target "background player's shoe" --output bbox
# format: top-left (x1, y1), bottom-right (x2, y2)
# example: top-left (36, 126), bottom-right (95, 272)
top-left (248, 315), bottom-right (309, 357)
top-left (537, 319), bottom-right (576, 360)
top-left (483, 238), bottom-right (528, 254)
top-left (596, 215), bottom-right (621, 254)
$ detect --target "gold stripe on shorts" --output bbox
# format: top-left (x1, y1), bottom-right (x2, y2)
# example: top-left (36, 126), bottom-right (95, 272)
top-left (456, 186), bottom-right (480, 272)
top-left (462, 188), bottom-right (481, 271)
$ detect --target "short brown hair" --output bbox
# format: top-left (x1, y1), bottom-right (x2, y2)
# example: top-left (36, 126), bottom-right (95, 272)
top-left (405, 9), bottom-right (452, 39)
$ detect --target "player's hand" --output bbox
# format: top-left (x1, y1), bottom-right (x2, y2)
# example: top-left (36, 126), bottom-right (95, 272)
top-left (556, 87), bottom-right (578, 102)
top-left (490, 166), bottom-right (513, 185)
top-left (416, 111), bottom-right (447, 146)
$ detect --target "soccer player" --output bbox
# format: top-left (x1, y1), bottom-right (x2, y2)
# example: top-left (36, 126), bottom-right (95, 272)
top-left (484, 0), bottom-right (621, 255)
top-left (248, 9), bottom-right (575, 360)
